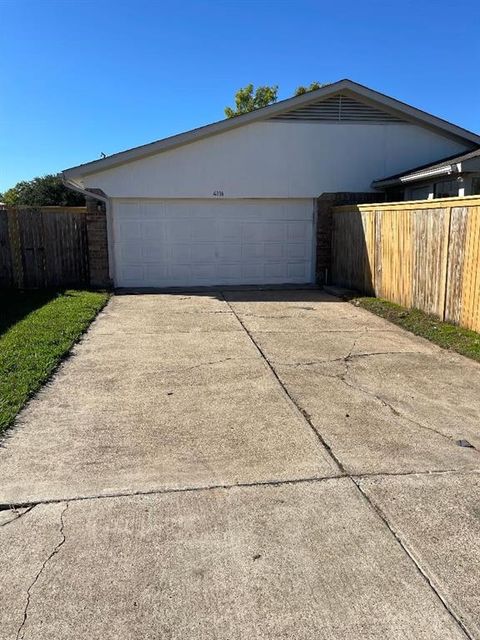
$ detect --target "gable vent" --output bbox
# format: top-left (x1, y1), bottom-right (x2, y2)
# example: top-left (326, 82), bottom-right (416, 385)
top-left (269, 94), bottom-right (405, 123)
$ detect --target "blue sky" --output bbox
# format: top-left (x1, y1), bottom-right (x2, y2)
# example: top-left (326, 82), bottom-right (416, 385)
top-left (1, 0), bottom-right (479, 192)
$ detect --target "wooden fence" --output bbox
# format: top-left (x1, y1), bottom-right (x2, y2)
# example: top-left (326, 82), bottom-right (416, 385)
top-left (331, 196), bottom-right (480, 332)
top-left (0, 206), bottom-right (89, 289)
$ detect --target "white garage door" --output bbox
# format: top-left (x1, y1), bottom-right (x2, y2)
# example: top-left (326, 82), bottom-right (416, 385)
top-left (112, 199), bottom-right (315, 287)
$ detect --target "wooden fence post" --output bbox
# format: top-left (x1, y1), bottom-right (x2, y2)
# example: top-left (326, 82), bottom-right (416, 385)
top-left (441, 206), bottom-right (453, 321)
top-left (7, 208), bottom-right (24, 289)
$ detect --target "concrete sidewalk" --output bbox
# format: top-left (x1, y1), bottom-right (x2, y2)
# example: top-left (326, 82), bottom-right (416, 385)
top-left (1, 290), bottom-right (479, 639)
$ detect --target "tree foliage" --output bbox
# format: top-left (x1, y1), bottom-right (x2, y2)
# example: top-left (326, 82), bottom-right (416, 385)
top-left (0, 174), bottom-right (84, 207)
top-left (225, 84), bottom-right (279, 118)
top-left (294, 81), bottom-right (328, 96)
top-left (225, 82), bottom-right (329, 118)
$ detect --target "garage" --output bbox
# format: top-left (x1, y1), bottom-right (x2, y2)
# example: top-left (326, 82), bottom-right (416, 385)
top-left (112, 199), bottom-right (315, 288)
top-left (63, 80), bottom-right (480, 289)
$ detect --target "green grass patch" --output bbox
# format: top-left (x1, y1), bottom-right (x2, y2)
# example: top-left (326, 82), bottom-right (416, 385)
top-left (0, 289), bottom-right (109, 435)
top-left (353, 297), bottom-right (480, 363)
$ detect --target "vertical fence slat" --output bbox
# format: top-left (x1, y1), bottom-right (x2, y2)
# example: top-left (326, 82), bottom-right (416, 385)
top-left (331, 198), bottom-right (480, 333)
top-left (1, 206), bottom-right (88, 289)
top-left (0, 209), bottom-right (13, 287)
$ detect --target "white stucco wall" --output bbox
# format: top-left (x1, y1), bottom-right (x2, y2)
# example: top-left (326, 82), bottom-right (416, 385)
top-left (79, 121), bottom-right (470, 198)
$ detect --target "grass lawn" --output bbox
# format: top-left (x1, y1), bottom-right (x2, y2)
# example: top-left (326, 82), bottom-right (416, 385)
top-left (354, 297), bottom-right (480, 363)
top-left (0, 289), bottom-right (109, 436)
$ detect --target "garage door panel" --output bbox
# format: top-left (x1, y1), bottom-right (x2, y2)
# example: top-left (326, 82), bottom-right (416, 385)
top-left (142, 220), bottom-right (165, 240)
top-left (287, 243), bottom-right (307, 259)
top-left (120, 220), bottom-right (143, 240)
top-left (145, 264), bottom-right (169, 280)
top-left (265, 263), bottom-right (287, 278)
top-left (288, 262), bottom-right (309, 278)
top-left (189, 219), bottom-right (216, 241)
top-left (242, 222), bottom-right (261, 242)
top-left (119, 242), bottom-right (143, 262)
top-left (215, 264), bottom-right (240, 279)
top-left (168, 220), bottom-right (191, 242)
top-left (262, 222), bottom-right (285, 242)
top-left (191, 243), bottom-right (217, 263)
top-left (264, 243), bottom-right (284, 259)
top-left (287, 221), bottom-right (309, 241)
top-left (113, 199), bottom-right (314, 287)
top-left (118, 264), bottom-right (144, 286)
top-left (242, 263), bottom-right (264, 279)
top-left (242, 243), bottom-right (265, 260)
top-left (216, 243), bottom-right (242, 261)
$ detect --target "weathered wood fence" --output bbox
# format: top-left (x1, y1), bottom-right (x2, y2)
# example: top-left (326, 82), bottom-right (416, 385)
top-left (0, 206), bottom-right (90, 289)
top-left (331, 196), bottom-right (480, 332)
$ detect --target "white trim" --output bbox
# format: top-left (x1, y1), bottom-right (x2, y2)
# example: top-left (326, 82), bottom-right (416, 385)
top-left (400, 165), bottom-right (454, 183)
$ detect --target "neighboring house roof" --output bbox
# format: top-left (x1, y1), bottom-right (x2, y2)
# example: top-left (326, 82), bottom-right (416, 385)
top-left (63, 79), bottom-right (480, 180)
top-left (372, 147), bottom-right (480, 188)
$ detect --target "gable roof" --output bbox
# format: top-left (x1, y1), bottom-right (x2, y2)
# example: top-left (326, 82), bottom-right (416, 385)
top-left (63, 79), bottom-right (480, 179)
top-left (372, 147), bottom-right (480, 188)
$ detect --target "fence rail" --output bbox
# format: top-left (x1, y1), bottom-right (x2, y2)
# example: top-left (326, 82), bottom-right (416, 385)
top-left (0, 206), bottom-right (89, 289)
top-left (331, 196), bottom-right (480, 332)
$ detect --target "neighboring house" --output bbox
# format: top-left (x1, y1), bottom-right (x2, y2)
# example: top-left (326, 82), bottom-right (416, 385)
top-left (63, 79), bottom-right (480, 288)
top-left (372, 147), bottom-right (480, 201)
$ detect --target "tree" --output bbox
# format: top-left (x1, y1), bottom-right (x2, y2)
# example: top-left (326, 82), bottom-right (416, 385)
top-left (0, 174), bottom-right (85, 206)
top-left (225, 84), bottom-right (278, 118)
top-left (294, 82), bottom-right (328, 96)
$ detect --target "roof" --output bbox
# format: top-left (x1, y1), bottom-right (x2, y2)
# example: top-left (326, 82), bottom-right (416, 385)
top-left (372, 147), bottom-right (480, 188)
top-left (63, 79), bottom-right (480, 180)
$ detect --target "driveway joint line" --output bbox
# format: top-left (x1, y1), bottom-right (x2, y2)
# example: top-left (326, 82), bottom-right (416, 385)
top-left (3, 468), bottom-right (478, 512)
top-left (221, 292), bottom-right (347, 475)
top-left (223, 291), bottom-right (475, 639)
top-left (352, 478), bottom-right (475, 640)
top-left (0, 475), bottom-right (344, 511)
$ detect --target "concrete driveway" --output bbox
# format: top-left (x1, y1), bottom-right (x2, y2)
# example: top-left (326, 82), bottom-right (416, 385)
top-left (1, 290), bottom-right (479, 639)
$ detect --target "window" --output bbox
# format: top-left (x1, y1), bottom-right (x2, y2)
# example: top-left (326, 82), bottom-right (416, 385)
top-left (434, 180), bottom-right (458, 198)
top-left (471, 177), bottom-right (480, 195)
top-left (409, 185), bottom-right (432, 200)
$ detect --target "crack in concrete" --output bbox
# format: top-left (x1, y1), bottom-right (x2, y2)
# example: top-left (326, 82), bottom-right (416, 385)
top-left (177, 357), bottom-right (234, 372)
top-left (274, 350), bottom-right (428, 368)
top-left (0, 505), bottom-right (35, 528)
top-left (16, 503), bottom-right (68, 640)
top-left (221, 291), bottom-right (476, 640)
top-left (278, 340), bottom-right (477, 452)
top-left (337, 365), bottom-right (479, 452)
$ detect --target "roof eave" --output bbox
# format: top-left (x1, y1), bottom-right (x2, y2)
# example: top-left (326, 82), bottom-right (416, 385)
top-left (63, 78), bottom-right (480, 179)
top-left (373, 164), bottom-right (456, 189)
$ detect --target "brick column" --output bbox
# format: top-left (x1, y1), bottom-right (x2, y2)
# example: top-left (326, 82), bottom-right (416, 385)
top-left (315, 192), bottom-right (382, 285)
top-left (86, 196), bottom-right (111, 288)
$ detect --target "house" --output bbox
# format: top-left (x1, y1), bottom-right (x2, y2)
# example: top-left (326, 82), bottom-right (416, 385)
top-left (62, 79), bottom-right (480, 289)
top-left (372, 147), bottom-right (480, 201)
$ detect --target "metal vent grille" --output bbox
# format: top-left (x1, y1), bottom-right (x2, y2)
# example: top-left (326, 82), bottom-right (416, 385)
top-left (269, 94), bottom-right (405, 123)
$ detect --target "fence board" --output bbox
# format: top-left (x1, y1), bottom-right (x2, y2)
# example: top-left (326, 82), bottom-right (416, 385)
top-left (460, 207), bottom-right (480, 332)
top-left (444, 207), bottom-right (468, 325)
top-left (0, 206), bottom-right (89, 289)
top-left (331, 196), bottom-right (480, 333)
top-left (0, 210), bottom-right (13, 287)
top-left (331, 210), bottom-right (375, 294)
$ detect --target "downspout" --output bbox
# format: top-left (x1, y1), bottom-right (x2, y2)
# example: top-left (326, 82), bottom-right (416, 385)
top-left (61, 174), bottom-right (114, 286)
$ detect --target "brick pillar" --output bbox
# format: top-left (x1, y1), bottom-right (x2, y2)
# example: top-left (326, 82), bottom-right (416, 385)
top-left (315, 192), bottom-right (383, 285)
top-left (86, 195), bottom-right (111, 288)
